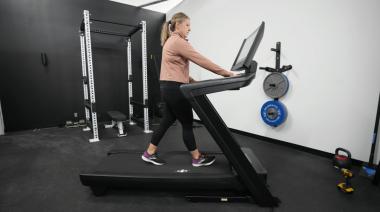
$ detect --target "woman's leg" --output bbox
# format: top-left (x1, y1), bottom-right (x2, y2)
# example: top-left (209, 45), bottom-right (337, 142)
top-left (147, 143), bottom-right (158, 155)
top-left (148, 90), bottom-right (177, 151)
top-left (163, 87), bottom-right (215, 166)
top-left (164, 89), bottom-right (198, 153)
top-left (144, 82), bottom-right (214, 166)
top-left (142, 88), bottom-right (176, 165)
top-left (190, 149), bottom-right (201, 159)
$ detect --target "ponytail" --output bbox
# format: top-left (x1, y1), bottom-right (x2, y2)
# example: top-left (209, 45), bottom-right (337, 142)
top-left (160, 21), bottom-right (171, 46)
top-left (160, 12), bottom-right (190, 46)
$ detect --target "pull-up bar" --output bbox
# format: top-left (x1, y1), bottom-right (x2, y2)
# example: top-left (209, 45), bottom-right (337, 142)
top-left (80, 18), bottom-right (142, 38)
top-left (90, 19), bottom-right (138, 28)
top-left (90, 29), bottom-right (128, 37)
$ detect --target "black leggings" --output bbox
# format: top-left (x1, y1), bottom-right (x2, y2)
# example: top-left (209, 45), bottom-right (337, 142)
top-left (150, 81), bottom-right (197, 151)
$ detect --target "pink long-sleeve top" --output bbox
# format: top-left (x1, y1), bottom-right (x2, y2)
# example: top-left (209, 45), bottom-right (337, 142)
top-left (160, 31), bottom-right (233, 83)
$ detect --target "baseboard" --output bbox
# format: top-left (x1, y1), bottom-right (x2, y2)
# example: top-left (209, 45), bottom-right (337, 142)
top-left (4, 123), bottom-right (65, 133)
top-left (193, 119), bottom-right (365, 167)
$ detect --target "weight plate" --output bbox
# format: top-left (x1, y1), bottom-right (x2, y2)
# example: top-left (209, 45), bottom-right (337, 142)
top-left (155, 103), bottom-right (165, 118)
top-left (261, 101), bottom-right (287, 126)
top-left (263, 73), bottom-right (289, 99)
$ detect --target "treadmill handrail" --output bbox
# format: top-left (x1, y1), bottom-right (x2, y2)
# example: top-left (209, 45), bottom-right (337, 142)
top-left (180, 73), bottom-right (255, 98)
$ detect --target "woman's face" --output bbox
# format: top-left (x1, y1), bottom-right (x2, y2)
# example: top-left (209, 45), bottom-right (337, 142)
top-left (176, 19), bottom-right (191, 38)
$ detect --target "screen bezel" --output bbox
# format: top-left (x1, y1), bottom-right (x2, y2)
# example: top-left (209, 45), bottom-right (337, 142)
top-left (231, 22), bottom-right (265, 71)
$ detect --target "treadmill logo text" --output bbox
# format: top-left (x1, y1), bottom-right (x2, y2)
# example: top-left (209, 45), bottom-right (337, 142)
top-left (175, 169), bottom-right (189, 173)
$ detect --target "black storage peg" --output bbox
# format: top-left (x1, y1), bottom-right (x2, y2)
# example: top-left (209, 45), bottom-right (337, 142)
top-left (41, 53), bottom-right (47, 65)
top-left (270, 48), bottom-right (280, 52)
top-left (259, 42), bottom-right (292, 73)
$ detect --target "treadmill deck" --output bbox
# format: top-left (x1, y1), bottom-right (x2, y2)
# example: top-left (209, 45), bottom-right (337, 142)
top-left (80, 150), bottom-right (266, 190)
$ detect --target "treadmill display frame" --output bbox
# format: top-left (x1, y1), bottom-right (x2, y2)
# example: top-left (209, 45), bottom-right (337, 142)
top-left (231, 22), bottom-right (265, 72)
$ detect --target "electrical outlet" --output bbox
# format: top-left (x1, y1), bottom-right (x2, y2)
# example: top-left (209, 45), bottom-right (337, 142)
top-left (74, 113), bottom-right (77, 117)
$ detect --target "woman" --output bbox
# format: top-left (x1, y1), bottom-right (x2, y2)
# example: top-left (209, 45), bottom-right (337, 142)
top-left (142, 12), bottom-right (236, 166)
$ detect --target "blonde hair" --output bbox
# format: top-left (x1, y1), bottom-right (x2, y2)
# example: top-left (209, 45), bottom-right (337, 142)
top-left (160, 12), bottom-right (190, 46)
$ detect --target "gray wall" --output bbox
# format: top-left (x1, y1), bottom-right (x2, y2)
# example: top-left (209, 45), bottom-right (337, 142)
top-left (167, 0), bottom-right (380, 162)
top-left (0, 0), bottom-right (166, 131)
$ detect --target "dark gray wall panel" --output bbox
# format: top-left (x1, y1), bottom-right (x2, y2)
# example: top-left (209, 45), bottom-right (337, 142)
top-left (0, 0), bottom-right (165, 131)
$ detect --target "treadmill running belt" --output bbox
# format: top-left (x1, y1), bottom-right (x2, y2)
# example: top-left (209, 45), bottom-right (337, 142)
top-left (96, 151), bottom-right (232, 174)
top-left (80, 151), bottom-right (246, 190)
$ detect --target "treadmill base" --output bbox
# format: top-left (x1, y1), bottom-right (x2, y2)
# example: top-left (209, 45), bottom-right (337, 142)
top-left (186, 195), bottom-right (255, 204)
top-left (90, 186), bottom-right (107, 197)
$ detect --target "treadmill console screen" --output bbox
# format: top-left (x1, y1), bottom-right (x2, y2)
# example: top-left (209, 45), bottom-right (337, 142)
top-left (231, 22), bottom-right (265, 72)
top-left (235, 28), bottom-right (259, 64)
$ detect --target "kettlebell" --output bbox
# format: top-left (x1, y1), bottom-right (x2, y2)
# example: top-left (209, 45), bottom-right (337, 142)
top-left (333, 148), bottom-right (352, 169)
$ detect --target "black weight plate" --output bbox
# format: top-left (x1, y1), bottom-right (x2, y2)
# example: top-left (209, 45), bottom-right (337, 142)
top-left (155, 103), bottom-right (164, 118)
top-left (263, 73), bottom-right (289, 99)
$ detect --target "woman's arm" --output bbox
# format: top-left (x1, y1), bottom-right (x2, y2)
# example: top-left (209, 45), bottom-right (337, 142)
top-left (189, 76), bottom-right (196, 83)
top-left (174, 39), bottom-right (234, 77)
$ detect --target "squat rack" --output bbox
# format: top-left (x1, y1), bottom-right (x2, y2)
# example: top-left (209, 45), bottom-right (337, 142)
top-left (79, 10), bottom-right (152, 142)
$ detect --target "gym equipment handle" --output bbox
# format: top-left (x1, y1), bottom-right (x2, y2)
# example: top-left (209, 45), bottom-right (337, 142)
top-left (335, 148), bottom-right (352, 159)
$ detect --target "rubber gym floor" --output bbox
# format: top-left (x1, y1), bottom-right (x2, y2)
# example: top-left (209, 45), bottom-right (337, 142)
top-left (1, 121), bottom-right (379, 212)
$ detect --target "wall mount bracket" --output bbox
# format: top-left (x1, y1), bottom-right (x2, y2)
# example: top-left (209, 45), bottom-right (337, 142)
top-left (259, 42), bottom-right (292, 73)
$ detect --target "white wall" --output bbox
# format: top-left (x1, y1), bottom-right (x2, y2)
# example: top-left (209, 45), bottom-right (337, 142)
top-left (166, 0), bottom-right (380, 163)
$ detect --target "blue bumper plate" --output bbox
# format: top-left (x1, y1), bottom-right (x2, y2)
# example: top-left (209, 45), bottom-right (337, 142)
top-left (261, 101), bottom-right (287, 126)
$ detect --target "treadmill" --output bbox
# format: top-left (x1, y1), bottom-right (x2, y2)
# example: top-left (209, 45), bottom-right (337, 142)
top-left (80, 21), bottom-right (279, 207)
